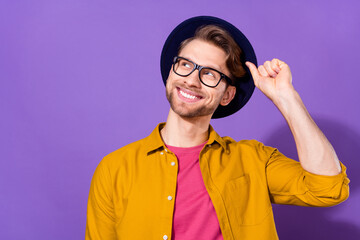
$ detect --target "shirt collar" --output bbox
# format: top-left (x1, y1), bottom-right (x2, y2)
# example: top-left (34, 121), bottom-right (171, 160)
top-left (144, 122), bottom-right (227, 155)
top-left (207, 124), bottom-right (227, 150)
top-left (144, 123), bottom-right (167, 154)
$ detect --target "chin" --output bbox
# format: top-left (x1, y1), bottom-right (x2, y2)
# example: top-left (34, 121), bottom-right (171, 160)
top-left (166, 85), bottom-right (219, 118)
top-left (169, 99), bottom-right (216, 118)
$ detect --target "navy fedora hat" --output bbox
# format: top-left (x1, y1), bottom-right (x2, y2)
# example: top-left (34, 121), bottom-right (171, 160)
top-left (160, 16), bottom-right (257, 119)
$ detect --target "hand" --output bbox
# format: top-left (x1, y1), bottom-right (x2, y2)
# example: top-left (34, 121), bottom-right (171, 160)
top-left (246, 59), bottom-right (294, 104)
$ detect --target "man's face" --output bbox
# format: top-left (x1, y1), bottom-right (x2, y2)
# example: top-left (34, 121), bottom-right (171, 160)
top-left (166, 39), bottom-right (236, 119)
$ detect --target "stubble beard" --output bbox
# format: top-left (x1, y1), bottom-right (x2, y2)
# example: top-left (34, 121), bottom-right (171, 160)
top-left (165, 84), bottom-right (220, 118)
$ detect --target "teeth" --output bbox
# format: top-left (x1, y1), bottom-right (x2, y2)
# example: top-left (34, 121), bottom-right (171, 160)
top-left (180, 90), bottom-right (198, 99)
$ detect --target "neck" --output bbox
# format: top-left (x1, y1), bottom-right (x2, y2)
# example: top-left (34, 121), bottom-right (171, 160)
top-left (161, 109), bottom-right (211, 147)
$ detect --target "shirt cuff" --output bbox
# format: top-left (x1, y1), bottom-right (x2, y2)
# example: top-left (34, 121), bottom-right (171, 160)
top-left (303, 161), bottom-right (350, 199)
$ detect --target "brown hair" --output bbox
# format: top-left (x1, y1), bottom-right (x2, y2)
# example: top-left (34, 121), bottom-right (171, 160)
top-left (178, 25), bottom-right (247, 83)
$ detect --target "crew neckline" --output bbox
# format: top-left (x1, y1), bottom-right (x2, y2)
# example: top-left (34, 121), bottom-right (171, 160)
top-left (166, 141), bottom-right (207, 154)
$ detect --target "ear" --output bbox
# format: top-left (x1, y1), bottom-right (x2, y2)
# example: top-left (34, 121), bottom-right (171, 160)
top-left (220, 86), bottom-right (236, 106)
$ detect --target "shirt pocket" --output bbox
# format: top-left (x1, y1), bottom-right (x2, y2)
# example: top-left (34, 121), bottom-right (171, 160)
top-left (223, 172), bottom-right (272, 226)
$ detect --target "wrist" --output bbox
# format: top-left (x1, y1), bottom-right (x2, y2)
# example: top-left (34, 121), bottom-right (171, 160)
top-left (273, 88), bottom-right (302, 117)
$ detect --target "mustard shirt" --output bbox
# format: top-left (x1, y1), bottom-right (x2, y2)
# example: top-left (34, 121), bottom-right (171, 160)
top-left (86, 123), bottom-right (350, 240)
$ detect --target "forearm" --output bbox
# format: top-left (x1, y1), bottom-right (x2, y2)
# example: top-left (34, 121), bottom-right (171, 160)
top-left (246, 59), bottom-right (342, 176)
top-left (274, 89), bottom-right (341, 176)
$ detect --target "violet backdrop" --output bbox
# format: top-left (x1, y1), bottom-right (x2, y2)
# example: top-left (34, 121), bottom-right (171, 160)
top-left (1, 0), bottom-right (359, 239)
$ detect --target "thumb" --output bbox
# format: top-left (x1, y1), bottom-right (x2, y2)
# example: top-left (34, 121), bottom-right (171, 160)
top-left (245, 61), bottom-right (260, 82)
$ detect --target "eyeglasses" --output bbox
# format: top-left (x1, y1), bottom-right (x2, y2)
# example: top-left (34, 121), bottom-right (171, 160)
top-left (172, 56), bottom-right (233, 88)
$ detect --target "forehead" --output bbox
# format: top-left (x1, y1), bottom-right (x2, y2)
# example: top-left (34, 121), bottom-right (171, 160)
top-left (178, 39), bottom-right (228, 71)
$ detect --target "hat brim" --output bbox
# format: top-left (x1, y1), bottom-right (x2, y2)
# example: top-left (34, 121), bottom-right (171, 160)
top-left (160, 16), bottom-right (257, 119)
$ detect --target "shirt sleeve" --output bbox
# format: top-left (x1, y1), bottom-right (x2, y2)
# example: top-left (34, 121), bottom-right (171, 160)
top-left (265, 147), bottom-right (350, 207)
top-left (86, 158), bottom-right (116, 240)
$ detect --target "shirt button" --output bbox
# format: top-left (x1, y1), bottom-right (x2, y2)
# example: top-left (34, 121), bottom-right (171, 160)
top-left (163, 235), bottom-right (168, 240)
top-left (171, 162), bottom-right (176, 166)
top-left (160, 152), bottom-right (164, 155)
top-left (165, 149), bottom-right (168, 152)
top-left (167, 196), bottom-right (173, 201)
top-left (208, 144), bottom-right (212, 147)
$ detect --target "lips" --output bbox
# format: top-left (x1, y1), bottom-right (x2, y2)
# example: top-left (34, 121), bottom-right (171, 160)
top-left (176, 87), bottom-right (203, 102)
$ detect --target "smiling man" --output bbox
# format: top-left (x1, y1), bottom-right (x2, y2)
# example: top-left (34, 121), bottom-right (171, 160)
top-left (166, 40), bottom-right (235, 119)
top-left (86, 16), bottom-right (349, 240)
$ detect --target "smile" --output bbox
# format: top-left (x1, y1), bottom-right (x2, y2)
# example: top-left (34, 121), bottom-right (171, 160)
top-left (180, 90), bottom-right (199, 99)
top-left (176, 87), bottom-right (202, 102)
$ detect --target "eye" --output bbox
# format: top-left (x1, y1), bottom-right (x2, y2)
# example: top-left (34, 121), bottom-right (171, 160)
top-left (203, 71), bottom-right (214, 77)
top-left (181, 62), bottom-right (192, 68)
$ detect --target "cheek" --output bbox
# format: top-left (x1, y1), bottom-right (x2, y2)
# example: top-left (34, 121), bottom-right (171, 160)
top-left (166, 71), bottom-right (178, 85)
top-left (165, 74), bottom-right (174, 87)
top-left (205, 90), bottom-right (221, 102)
top-left (212, 84), bottom-right (227, 98)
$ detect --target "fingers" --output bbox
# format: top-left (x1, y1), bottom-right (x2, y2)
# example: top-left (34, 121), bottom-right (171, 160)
top-left (246, 59), bottom-right (286, 80)
top-left (258, 65), bottom-right (269, 77)
top-left (258, 59), bottom-right (283, 78)
top-left (264, 61), bottom-right (278, 78)
top-left (270, 59), bottom-right (281, 73)
top-left (245, 61), bottom-right (260, 80)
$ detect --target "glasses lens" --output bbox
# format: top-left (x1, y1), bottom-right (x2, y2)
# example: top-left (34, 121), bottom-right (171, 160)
top-left (174, 58), bottom-right (194, 76)
top-left (200, 68), bottom-right (221, 87)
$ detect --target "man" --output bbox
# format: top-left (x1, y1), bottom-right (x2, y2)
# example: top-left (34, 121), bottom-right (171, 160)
top-left (86, 16), bottom-right (349, 240)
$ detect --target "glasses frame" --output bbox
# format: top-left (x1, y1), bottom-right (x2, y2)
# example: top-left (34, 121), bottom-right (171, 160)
top-left (172, 56), bottom-right (233, 88)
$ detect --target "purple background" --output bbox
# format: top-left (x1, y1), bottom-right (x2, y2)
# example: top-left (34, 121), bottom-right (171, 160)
top-left (1, 0), bottom-right (359, 239)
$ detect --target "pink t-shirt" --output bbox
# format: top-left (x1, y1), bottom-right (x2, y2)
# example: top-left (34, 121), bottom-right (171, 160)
top-left (166, 143), bottom-right (223, 240)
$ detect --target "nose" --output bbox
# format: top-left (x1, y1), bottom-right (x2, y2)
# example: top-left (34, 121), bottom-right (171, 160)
top-left (183, 68), bottom-right (202, 88)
